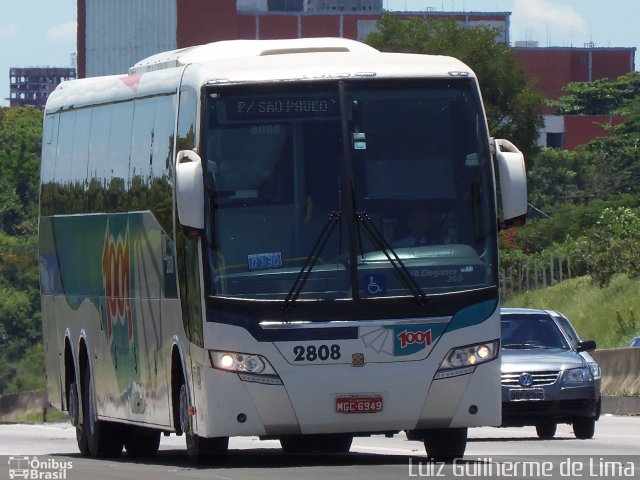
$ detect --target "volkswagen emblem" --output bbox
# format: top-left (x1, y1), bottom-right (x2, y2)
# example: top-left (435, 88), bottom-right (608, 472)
top-left (519, 372), bottom-right (534, 387)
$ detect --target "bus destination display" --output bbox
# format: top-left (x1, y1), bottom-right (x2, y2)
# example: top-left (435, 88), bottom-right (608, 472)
top-left (222, 96), bottom-right (339, 121)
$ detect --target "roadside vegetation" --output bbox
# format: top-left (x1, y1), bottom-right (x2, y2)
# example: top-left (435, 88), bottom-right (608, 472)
top-left (0, 21), bottom-right (638, 395)
top-left (504, 274), bottom-right (640, 349)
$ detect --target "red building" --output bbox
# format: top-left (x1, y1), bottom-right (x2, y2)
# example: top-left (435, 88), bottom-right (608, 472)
top-left (514, 46), bottom-right (635, 102)
top-left (513, 46), bottom-right (635, 149)
top-left (76, 0), bottom-right (509, 78)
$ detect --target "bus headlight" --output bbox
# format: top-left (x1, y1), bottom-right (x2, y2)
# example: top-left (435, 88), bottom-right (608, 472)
top-left (434, 340), bottom-right (499, 379)
top-left (209, 351), bottom-right (282, 384)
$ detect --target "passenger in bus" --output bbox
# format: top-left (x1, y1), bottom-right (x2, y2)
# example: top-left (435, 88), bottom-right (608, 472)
top-left (392, 208), bottom-right (432, 247)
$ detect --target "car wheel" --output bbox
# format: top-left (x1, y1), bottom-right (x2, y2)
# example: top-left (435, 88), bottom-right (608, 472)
top-left (573, 418), bottom-right (595, 439)
top-left (423, 428), bottom-right (467, 462)
top-left (535, 422), bottom-right (557, 439)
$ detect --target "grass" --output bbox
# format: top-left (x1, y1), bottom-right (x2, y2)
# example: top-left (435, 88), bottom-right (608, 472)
top-left (20, 407), bottom-right (69, 424)
top-left (503, 274), bottom-right (640, 348)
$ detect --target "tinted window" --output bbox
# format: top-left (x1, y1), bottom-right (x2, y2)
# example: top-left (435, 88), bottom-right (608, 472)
top-left (501, 314), bottom-right (570, 349)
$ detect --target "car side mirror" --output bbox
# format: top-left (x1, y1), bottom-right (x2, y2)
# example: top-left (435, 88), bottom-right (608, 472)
top-left (577, 339), bottom-right (596, 352)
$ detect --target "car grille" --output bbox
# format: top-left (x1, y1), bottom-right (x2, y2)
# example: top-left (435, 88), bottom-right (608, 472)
top-left (501, 371), bottom-right (560, 387)
top-left (503, 399), bottom-right (595, 414)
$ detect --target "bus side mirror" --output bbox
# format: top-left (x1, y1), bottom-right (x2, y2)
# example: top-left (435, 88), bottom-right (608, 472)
top-left (176, 150), bottom-right (204, 236)
top-left (493, 138), bottom-right (527, 229)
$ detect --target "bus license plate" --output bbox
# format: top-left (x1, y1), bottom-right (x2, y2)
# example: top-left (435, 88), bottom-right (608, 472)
top-left (336, 395), bottom-right (383, 414)
top-left (509, 388), bottom-right (545, 401)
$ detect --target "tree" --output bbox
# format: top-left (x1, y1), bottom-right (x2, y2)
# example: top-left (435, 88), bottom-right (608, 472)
top-left (0, 107), bottom-right (43, 394)
top-left (365, 14), bottom-right (545, 154)
top-left (0, 106), bottom-right (43, 234)
top-left (555, 72), bottom-right (640, 116)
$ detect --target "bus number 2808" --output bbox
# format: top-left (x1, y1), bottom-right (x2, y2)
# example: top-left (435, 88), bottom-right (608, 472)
top-left (293, 344), bottom-right (341, 362)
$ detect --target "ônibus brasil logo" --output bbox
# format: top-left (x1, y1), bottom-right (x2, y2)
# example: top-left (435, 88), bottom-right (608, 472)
top-left (102, 228), bottom-right (133, 343)
top-left (8, 456), bottom-right (73, 480)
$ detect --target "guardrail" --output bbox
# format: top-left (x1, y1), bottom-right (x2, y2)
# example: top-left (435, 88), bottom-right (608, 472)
top-left (591, 347), bottom-right (640, 395)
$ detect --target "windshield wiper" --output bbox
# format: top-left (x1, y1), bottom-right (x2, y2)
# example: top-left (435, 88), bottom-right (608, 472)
top-left (283, 211), bottom-right (341, 315)
top-left (502, 343), bottom-right (547, 349)
top-left (355, 212), bottom-right (427, 305)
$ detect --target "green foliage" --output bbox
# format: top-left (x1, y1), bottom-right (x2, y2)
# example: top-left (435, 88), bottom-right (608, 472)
top-left (555, 72), bottom-right (640, 115)
top-left (0, 107), bottom-right (43, 394)
top-left (504, 274), bottom-right (640, 348)
top-left (365, 14), bottom-right (545, 154)
top-left (0, 107), bottom-right (43, 235)
top-left (588, 207), bottom-right (640, 286)
top-left (615, 309), bottom-right (638, 339)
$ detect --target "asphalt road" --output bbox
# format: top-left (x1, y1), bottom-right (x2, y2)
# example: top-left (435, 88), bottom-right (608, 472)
top-left (1, 415), bottom-right (638, 480)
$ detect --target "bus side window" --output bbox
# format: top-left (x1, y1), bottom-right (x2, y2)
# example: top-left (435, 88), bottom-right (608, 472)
top-left (40, 115), bottom-right (58, 217)
top-left (106, 102), bottom-right (134, 213)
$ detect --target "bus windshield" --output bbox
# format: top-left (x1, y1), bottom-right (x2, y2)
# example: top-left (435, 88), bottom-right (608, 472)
top-left (203, 80), bottom-right (497, 301)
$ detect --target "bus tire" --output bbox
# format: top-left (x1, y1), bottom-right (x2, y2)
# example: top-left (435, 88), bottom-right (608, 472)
top-left (70, 381), bottom-right (89, 456)
top-left (124, 426), bottom-right (161, 457)
top-left (423, 427), bottom-right (467, 462)
top-left (179, 383), bottom-right (228, 462)
top-left (82, 366), bottom-right (124, 457)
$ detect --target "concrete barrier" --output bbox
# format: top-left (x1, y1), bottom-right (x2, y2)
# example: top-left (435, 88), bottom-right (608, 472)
top-left (591, 348), bottom-right (640, 395)
top-left (0, 390), bottom-right (48, 423)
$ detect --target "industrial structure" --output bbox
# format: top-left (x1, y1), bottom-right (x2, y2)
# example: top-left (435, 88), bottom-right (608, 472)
top-left (9, 67), bottom-right (76, 109)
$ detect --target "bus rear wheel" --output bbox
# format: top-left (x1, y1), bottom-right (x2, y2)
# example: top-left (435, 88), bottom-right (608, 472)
top-left (423, 427), bottom-right (467, 462)
top-left (82, 366), bottom-right (124, 457)
top-left (179, 384), bottom-right (228, 462)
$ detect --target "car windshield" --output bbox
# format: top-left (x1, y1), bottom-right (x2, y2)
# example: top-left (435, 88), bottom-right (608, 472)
top-left (501, 313), bottom-right (570, 350)
top-left (202, 80), bottom-right (496, 301)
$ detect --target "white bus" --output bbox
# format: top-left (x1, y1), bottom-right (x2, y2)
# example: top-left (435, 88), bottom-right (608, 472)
top-left (39, 38), bottom-right (527, 461)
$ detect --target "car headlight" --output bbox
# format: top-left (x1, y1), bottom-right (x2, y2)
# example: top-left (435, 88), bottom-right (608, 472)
top-left (434, 340), bottom-right (499, 379)
top-left (563, 367), bottom-right (593, 384)
top-left (588, 362), bottom-right (601, 380)
top-left (209, 351), bottom-right (282, 384)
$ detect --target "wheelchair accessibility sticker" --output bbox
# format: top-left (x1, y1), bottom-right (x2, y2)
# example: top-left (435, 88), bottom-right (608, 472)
top-left (362, 274), bottom-right (386, 296)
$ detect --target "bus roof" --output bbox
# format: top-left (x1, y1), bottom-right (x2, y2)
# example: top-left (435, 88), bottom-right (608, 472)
top-left (45, 38), bottom-right (476, 113)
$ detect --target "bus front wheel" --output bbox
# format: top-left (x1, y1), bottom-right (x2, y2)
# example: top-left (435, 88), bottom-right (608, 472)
top-left (179, 384), bottom-right (228, 462)
top-left (423, 427), bottom-right (467, 462)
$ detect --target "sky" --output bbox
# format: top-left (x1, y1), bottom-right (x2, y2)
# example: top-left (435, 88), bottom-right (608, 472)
top-left (1, 0), bottom-right (638, 107)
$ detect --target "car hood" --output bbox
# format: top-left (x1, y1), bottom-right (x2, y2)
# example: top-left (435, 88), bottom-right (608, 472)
top-left (501, 348), bottom-right (586, 373)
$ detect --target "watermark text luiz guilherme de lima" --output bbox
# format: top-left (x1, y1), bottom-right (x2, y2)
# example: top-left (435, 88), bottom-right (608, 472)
top-left (8, 456), bottom-right (73, 480)
top-left (408, 457), bottom-right (635, 478)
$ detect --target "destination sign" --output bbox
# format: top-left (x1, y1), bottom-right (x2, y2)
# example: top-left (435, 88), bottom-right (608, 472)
top-left (222, 96), bottom-right (339, 121)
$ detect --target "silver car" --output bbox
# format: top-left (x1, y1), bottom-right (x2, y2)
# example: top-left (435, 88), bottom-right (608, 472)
top-left (500, 308), bottom-right (601, 439)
